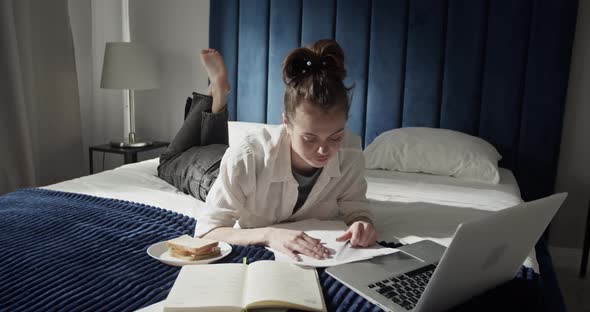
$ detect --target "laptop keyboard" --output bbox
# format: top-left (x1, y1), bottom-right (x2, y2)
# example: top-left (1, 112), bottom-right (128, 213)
top-left (367, 264), bottom-right (436, 311)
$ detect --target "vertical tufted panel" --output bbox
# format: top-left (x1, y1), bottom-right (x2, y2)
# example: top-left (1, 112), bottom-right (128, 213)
top-left (402, 0), bottom-right (447, 128)
top-left (479, 0), bottom-right (533, 170)
top-left (237, 0), bottom-right (270, 122)
top-left (518, 0), bottom-right (577, 201)
top-left (301, 0), bottom-right (336, 46)
top-left (267, 0), bottom-right (302, 124)
top-left (365, 0), bottom-right (408, 144)
top-left (335, 0), bottom-right (372, 138)
top-left (440, 0), bottom-right (487, 136)
top-left (210, 0), bottom-right (577, 201)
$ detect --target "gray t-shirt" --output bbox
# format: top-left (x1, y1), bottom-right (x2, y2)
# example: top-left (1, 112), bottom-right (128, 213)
top-left (292, 168), bottom-right (322, 212)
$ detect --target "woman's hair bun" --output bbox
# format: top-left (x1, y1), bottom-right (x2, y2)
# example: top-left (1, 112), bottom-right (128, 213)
top-left (282, 39), bottom-right (351, 119)
top-left (282, 39), bottom-right (346, 87)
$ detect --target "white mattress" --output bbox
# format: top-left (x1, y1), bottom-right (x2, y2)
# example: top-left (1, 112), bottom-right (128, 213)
top-left (365, 168), bottom-right (523, 244)
top-left (363, 168), bottom-right (536, 271)
top-left (44, 158), bottom-right (207, 219)
top-left (365, 168), bottom-right (522, 209)
top-left (44, 158), bottom-right (537, 271)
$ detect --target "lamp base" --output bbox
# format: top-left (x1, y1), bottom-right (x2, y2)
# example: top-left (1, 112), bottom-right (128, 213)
top-left (110, 140), bottom-right (153, 148)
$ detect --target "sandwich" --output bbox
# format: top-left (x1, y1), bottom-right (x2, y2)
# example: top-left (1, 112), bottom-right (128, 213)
top-left (166, 235), bottom-right (221, 261)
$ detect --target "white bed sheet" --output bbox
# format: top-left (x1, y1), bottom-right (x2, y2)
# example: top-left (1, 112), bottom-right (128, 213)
top-left (366, 168), bottom-right (522, 209)
top-left (44, 158), bottom-right (206, 219)
top-left (364, 168), bottom-right (537, 271)
top-left (44, 158), bottom-right (537, 271)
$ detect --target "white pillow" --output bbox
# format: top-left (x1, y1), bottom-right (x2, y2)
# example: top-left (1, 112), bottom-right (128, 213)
top-left (363, 127), bottom-right (502, 184)
top-left (228, 121), bottom-right (271, 147)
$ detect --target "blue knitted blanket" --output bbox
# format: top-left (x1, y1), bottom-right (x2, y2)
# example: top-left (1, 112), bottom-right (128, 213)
top-left (0, 189), bottom-right (543, 311)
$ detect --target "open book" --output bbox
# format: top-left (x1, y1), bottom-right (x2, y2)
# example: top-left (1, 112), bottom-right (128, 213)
top-left (163, 260), bottom-right (326, 312)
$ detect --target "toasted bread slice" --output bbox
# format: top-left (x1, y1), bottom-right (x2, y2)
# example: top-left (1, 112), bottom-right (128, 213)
top-left (169, 247), bottom-right (221, 261)
top-left (165, 235), bottom-right (218, 254)
top-left (169, 246), bottom-right (218, 257)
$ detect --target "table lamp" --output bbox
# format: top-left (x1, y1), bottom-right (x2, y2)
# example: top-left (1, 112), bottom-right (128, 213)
top-left (101, 42), bottom-right (159, 147)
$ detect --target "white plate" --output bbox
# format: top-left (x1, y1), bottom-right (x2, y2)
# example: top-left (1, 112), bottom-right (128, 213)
top-left (147, 241), bottom-right (232, 266)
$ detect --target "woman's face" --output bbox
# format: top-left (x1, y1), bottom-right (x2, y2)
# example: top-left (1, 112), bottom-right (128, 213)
top-left (284, 101), bottom-right (347, 171)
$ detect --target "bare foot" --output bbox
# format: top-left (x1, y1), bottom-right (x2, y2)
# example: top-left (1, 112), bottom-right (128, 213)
top-left (200, 49), bottom-right (229, 112)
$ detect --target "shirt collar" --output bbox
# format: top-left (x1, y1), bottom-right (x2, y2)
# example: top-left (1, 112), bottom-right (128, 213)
top-left (272, 127), bottom-right (341, 182)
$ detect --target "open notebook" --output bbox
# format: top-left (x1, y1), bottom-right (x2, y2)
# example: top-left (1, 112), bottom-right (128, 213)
top-left (163, 260), bottom-right (326, 312)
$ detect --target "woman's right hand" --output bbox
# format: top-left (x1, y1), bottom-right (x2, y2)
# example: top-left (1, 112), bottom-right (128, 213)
top-left (265, 228), bottom-right (331, 261)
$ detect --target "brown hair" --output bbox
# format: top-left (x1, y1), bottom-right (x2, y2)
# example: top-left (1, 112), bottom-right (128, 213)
top-left (282, 39), bottom-right (352, 123)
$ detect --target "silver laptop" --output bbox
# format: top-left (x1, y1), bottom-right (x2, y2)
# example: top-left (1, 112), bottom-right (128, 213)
top-left (326, 193), bottom-right (567, 312)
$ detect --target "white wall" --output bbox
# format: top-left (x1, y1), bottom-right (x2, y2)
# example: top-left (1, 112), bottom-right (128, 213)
top-left (552, 0), bottom-right (590, 250)
top-left (130, 0), bottom-right (210, 149)
top-left (68, 0), bottom-right (209, 173)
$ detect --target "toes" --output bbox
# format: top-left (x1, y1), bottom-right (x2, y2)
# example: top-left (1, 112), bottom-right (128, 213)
top-left (200, 48), bottom-right (222, 58)
top-left (201, 49), bottom-right (217, 55)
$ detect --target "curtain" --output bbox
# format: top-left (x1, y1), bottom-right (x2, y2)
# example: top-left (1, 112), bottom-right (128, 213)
top-left (0, 0), bottom-right (83, 194)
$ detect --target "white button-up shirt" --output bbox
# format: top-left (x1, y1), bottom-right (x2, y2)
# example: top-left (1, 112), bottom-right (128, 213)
top-left (194, 124), bottom-right (372, 237)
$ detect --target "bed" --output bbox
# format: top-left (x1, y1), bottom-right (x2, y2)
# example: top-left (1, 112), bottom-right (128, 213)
top-left (1, 0), bottom-right (577, 311)
top-left (30, 135), bottom-right (538, 311)
top-left (0, 121), bottom-right (554, 311)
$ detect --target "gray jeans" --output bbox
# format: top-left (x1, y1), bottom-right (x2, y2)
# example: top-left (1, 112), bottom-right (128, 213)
top-left (157, 92), bottom-right (228, 201)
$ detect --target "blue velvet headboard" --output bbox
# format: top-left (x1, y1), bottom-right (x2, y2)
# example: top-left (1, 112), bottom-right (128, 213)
top-left (209, 0), bottom-right (577, 201)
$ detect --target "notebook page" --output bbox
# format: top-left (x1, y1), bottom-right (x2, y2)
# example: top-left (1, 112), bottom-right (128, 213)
top-left (164, 263), bottom-right (245, 311)
top-left (243, 260), bottom-right (325, 311)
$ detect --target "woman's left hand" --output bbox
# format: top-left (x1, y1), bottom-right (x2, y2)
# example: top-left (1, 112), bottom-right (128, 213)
top-left (336, 221), bottom-right (378, 247)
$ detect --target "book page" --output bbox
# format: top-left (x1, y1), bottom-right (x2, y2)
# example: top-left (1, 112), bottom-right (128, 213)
top-left (243, 260), bottom-right (325, 312)
top-left (164, 263), bottom-right (245, 312)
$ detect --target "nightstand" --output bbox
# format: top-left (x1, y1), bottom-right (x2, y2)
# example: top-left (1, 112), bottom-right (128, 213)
top-left (89, 141), bottom-right (169, 174)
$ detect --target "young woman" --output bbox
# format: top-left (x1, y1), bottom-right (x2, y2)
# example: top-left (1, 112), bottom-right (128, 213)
top-left (158, 39), bottom-right (377, 261)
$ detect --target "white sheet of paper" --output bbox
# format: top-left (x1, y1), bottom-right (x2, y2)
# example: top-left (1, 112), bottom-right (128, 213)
top-left (267, 219), bottom-right (398, 267)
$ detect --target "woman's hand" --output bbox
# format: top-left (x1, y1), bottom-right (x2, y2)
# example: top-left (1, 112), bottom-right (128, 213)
top-left (266, 228), bottom-right (331, 261)
top-left (336, 221), bottom-right (378, 247)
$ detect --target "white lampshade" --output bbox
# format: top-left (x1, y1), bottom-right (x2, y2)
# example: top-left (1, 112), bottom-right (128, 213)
top-left (101, 42), bottom-right (159, 90)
